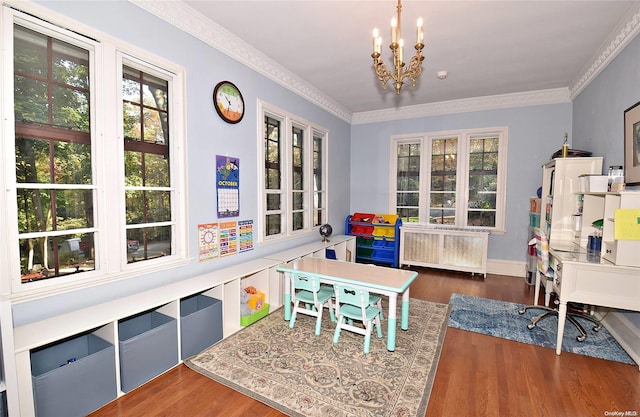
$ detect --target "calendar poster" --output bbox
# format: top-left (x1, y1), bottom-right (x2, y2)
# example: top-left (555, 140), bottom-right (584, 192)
top-left (216, 155), bottom-right (240, 218)
top-left (198, 222), bottom-right (219, 262)
top-left (238, 219), bottom-right (254, 253)
top-left (219, 221), bottom-right (238, 257)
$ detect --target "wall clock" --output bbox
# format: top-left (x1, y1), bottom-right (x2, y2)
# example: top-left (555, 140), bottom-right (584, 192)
top-left (213, 81), bottom-right (245, 124)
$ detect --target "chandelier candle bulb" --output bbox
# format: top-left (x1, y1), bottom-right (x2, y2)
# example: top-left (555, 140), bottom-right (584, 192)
top-left (373, 28), bottom-right (379, 52)
top-left (417, 17), bottom-right (423, 44)
top-left (391, 17), bottom-right (397, 43)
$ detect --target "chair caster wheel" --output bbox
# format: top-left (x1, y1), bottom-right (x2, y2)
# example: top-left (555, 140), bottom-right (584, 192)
top-left (593, 325), bottom-right (602, 332)
top-left (518, 308), bottom-right (526, 315)
top-left (527, 323), bottom-right (536, 330)
top-left (577, 335), bottom-right (587, 342)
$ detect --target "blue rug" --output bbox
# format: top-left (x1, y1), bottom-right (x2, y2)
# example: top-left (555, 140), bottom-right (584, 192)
top-left (448, 293), bottom-right (635, 365)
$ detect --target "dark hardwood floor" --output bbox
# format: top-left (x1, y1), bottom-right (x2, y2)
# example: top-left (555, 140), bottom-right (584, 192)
top-left (89, 269), bottom-right (640, 417)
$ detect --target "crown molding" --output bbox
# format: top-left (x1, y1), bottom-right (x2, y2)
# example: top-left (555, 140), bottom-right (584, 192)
top-left (130, 0), bottom-right (638, 126)
top-left (128, 0), bottom-right (353, 123)
top-left (351, 88), bottom-right (571, 125)
top-left (569, 1), bottom-right (640, 100)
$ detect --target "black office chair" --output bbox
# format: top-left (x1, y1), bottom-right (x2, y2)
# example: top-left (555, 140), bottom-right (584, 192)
top-left (518, 229), bottom-right (602, 342)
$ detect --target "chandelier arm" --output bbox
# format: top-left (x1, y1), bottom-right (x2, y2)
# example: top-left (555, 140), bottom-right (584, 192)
top-left (372, 54), bottom-right (395, 89)
top-left (400, 47), bottom-right (425, 87)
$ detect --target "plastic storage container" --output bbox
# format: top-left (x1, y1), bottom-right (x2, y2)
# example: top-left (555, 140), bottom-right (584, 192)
top-left (31, 332), bottom-right (117, 417)
top-left (118, 310), bottom-right (178, 392)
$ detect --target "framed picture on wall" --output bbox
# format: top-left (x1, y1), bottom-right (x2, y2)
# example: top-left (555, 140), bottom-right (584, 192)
top-left (624, 100), bottom-right (640, 185)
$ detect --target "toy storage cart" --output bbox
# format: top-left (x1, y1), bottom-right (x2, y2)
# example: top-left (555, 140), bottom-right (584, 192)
top-left (346, 213), bottom-right (402, 267)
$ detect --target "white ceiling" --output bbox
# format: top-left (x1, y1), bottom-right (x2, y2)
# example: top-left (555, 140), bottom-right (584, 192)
top-left (161, 1), bottom-right (640, 117)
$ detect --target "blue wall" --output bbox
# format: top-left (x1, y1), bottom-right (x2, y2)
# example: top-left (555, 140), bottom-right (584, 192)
top-left (573, 34), bottom-right (640, 184)
top-left (350, 103), bottom-right (573, 262)
top-left (13, 1), bottom-right (352, 325)
top-left (572, 33), bottom-right (640, 328)
top-left (12, 1), bottom-right (639, 324)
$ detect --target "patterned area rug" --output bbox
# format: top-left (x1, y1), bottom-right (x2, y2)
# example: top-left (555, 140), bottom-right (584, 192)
top-left (448, 293), bottom-right (635, 365)
top-left (185, 298), bottom-right (449, 417)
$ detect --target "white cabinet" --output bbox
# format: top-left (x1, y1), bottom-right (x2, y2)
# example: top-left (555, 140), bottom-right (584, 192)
top-left (10, 235), bottom-right (355, 416)
top-left (541, 157), bottom-right (603, 244)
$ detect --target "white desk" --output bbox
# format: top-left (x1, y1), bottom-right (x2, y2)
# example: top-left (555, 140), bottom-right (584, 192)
top-left (545, 247), bottom-right (640, 358)
top-left (276, 258), bottom-right (418, 351)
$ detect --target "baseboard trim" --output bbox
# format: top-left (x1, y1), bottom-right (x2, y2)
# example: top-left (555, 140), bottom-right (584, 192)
top-left (487, 259), bottom-right (525, 277)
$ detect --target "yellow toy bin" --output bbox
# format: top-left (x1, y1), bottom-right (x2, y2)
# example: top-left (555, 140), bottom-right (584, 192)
top-left (247, 291), bottom-right (266, 311)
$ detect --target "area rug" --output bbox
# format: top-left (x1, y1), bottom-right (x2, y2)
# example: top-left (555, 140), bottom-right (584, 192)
top-left (448, 293), bottom-right (635, 365)
top-left (185, 298), bottom-right (449, 417)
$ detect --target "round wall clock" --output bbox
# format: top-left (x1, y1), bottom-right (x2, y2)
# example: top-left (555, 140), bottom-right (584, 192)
top-left (213, 81), bottom-right (245, 124)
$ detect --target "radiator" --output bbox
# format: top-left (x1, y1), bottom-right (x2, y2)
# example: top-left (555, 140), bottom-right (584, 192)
top-left (399, 226), bottom-right (489, 277)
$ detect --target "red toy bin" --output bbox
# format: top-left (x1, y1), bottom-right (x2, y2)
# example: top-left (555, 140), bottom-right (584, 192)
top-left (350, 212), bottom-right (375, 223)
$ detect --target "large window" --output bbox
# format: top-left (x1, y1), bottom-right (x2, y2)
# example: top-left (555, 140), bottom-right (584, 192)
top-left (391, 127), bottom-right (508, 232)
top-left (122, 65), bottom-right (173, 264)
top-left (1, 8), bottom-right (187, 297)
top-left (259, 101), bottom-right (327, 242)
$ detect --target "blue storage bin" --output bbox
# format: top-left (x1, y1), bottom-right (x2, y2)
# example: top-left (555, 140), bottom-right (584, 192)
top-left (118, 310), bottom-right (178, 392)
top-left (180, 294), bottom-right (223, 359)
top-left (31, 333), bottom-right (117, 417)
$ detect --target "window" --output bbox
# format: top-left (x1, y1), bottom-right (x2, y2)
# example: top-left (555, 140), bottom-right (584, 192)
top-left (13, 24), bottom-right (96, 283)
top-left (1, 8), bottom-right (187, 297)
top-left (259, 101), bottom-right (327, 242)
top-left (391, 127), bottom-right (507, 232)
top-left (122, 65), bottom-right (173, 264)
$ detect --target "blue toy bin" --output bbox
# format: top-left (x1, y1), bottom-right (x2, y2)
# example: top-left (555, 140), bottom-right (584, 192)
top-left (118, 309), bottom-right (178, 392)
top-left (180, 294), bottom-right (223, 359)
top-left (31, 332), bottom-right (117, 417)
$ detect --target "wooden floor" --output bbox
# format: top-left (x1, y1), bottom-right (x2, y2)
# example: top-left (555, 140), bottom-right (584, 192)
top-left (89, 268), bottom-right (640, 417)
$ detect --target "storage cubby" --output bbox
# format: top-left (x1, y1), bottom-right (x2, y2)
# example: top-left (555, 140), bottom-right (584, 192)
top-left (118, 307), bottom-right (178, 392)
top-left (179, 294), bottom-right (223, 360)
top-left (601, 192), bottom-right (640, 267)
top-left (30, 329), bottom-right (116, 417)
top-left (346, 213), bottom-right (401, 267)
top-left (11, 236), bottom-right (356, 416)
top-left (540, 157), bottom-right (603, 243)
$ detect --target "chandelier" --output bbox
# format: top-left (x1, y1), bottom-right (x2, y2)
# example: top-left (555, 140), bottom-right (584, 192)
top-left (371, 0), bottom-right (425, 94)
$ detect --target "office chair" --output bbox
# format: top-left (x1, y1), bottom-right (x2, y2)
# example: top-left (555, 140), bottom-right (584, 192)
top-left (518, 229), bottom-right (602, 342)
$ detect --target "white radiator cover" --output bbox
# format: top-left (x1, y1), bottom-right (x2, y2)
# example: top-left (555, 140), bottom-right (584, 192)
top-left (399, 226), bottom-right (489, 277)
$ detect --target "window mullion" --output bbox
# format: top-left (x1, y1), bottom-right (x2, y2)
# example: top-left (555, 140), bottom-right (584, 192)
top-left (100, 44), bottom-right (122, 272)
top-left (456, 134), bottom-right (469, 228)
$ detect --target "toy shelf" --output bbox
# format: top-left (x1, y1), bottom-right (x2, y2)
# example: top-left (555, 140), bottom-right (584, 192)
top-left (345, 213), bottom-right (401, 268)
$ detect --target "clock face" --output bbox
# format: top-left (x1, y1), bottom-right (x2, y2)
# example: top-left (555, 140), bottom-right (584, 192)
top-left (213, 81), bottom-right (245, 124)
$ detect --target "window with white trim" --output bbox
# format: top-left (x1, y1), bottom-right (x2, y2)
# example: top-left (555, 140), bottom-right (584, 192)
top-left (1, 7), bottom-right (187, 296)
top-left (259, 101), bottom-right (327, 242)
top-left (391, 127), bottom-right (508, 232)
